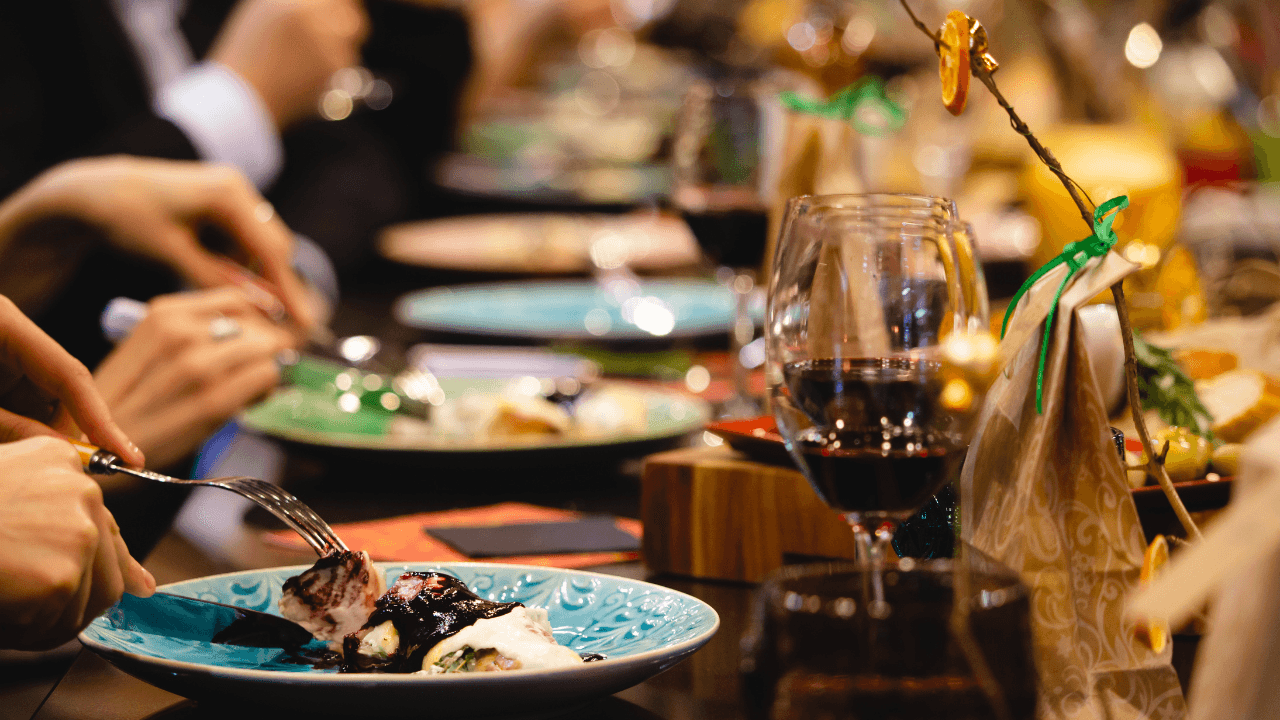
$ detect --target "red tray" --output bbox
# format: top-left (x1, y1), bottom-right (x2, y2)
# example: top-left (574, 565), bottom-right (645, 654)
top-left (707, 416), bottom-right (1233, 513)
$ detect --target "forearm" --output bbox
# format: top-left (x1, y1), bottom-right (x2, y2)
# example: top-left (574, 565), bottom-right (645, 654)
top-left (0, 169), bottom-right (70, 255)
top-left (457, 0), bottom-right (560, 120)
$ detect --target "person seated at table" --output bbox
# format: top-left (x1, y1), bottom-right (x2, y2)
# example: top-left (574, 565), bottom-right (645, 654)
top-left (0, 0), bottom-right (614, 267)
top-left (0, 0), bottom-right (468, 295)
top-left (0, 154), bottom-right (321, 366)
top-left (0, 296), bottom-right (155, 651)
top-left (0, 157), bottom-right (306, 555)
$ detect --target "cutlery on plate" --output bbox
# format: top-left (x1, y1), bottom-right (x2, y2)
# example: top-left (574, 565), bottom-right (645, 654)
top-left (70, 439), bottom-right (347, 556)
top-left (117, 592), bottom-right (316, 649)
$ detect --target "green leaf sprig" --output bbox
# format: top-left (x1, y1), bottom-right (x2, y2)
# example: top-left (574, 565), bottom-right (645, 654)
top-left (1132, 334), bottom-right (1215, 442)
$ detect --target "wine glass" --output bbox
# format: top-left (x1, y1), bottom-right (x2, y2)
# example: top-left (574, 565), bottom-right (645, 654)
top-left (670, 71), bottom-right (778, 418)
top-left (741, 558), bottom-right (1038, 720)
top-left (765, 193), bottom-right (987, 566)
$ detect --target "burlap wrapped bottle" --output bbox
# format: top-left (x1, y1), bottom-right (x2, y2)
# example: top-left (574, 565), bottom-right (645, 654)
top-left (960, 251), bottom-right (1187, 720)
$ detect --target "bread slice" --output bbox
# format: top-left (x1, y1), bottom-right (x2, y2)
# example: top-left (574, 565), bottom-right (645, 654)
top-left (1196, 369), bottom-right (1280, 443)
top-left (1173, 348), bottom-right (1238, 381)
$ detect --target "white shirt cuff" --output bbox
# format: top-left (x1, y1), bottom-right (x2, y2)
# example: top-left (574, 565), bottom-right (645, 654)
top-left (155, 62), bottom-right (284, 190)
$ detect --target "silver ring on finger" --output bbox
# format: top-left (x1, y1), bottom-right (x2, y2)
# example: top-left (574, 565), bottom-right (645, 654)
top-left (254, 201), bottom-right (276, 224)
top-left (209, 315), bottom-right (243, 342)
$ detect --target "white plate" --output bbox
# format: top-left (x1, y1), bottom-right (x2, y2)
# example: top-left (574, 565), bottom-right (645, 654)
top-left (379, 213), bottom-right (698, 275)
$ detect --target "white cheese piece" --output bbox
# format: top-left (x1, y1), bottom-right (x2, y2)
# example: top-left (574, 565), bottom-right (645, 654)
top-left (419, 606), bottom-right (583, 672)
top-left (357, 620), bottom-right (399, 659)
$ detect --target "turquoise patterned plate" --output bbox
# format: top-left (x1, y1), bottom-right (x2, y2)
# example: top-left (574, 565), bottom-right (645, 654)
top-left (80, 563), bottom-right (719, 717)
top-left (395, 279), bottom-right (756, 341)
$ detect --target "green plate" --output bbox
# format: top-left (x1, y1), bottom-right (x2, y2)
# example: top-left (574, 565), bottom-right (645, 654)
top-left (239, 377), bottom-right (708, 458)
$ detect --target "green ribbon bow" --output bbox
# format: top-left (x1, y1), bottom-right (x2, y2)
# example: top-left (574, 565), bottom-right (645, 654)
top-left (1000, 195), bottom-right (1130, 414)
top-left (779, 78), bottom-right (906, 136)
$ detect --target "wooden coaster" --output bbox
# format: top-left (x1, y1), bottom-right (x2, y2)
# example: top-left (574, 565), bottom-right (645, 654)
top-left (641, 446), bottom-right (858, 582)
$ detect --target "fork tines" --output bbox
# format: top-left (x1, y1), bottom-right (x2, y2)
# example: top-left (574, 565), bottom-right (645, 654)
top-left (216, 477), bottom-right (349, 556)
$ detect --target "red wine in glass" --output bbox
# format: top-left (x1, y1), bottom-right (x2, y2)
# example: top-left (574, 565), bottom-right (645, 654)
top-left (781, 358), bottom-right (965, 518)
top-left (680, 207), bottom-right (769, 270)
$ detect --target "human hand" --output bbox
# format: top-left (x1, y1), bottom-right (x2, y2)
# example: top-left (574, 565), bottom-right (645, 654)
top-left (0, 156), bottom-right (318, 330)
top-left (211, 0), bottom-right (369, 129)
top-left (0, 437), bottom-right (155, 650)
top-left (93, 288), bottom-right (298, 469)
top-left (0, 295), bottom-right (144, 466)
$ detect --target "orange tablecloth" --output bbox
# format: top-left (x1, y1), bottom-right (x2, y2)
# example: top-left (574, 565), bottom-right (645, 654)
top-left (264, 502), bottom-right (641, 568)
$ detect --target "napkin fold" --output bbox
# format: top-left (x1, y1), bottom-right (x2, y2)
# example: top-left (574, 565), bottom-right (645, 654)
top-left (961, 252), bottom-right (1186, 720)
top-left (1129, 417), bottom-right (1280, 720)
top-left (264, 502), bottom-right (641, 569)
top-left (762, 96), bottom-right (865, 277)
top-left (426, 516), bottom-right (640, 558)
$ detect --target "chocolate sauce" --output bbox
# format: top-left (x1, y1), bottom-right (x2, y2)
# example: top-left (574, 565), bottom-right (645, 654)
top-left (280, 550), bottom-right (369, 612)
top-left (281, 648), bottom-right (344, 668)
top-left (580, 653), bottom-right (607, 662)
top-left (341, 572), bottom-right (520, 673)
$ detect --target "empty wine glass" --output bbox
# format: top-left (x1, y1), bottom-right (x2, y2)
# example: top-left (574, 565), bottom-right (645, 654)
top-left (765, 194), bottom-right (987, 567)
top-left (741, 558), bottom-right (1037, 720)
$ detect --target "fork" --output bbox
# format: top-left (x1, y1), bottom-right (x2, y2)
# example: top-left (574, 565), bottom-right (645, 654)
top-left (70, 440), bottom-right (348, 556)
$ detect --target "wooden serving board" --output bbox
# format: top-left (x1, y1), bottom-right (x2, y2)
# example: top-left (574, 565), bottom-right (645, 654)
top-left (641, 446), bottom-right (859, 582)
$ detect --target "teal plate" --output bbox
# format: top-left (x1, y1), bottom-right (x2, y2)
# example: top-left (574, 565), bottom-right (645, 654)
top-left (80, 563), bottom-right (719, 717)
top-left (395, 279), bottom-right (755, 341)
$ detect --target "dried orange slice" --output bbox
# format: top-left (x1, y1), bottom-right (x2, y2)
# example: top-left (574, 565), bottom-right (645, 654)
top-left (938, 10), bottom-right (971, 115)
top-left (1134, 535), bottom-right (1170, 653)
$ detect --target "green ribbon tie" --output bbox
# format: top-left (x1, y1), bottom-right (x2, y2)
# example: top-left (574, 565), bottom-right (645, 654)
top-left (1000, 195), bottom-right (1130, 414)
top-left (779, 78), bottom-right (906, 136)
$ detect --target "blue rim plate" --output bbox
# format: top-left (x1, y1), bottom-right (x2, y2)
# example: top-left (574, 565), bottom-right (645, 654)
top-left (80, 562), bottom-right (720, 717)
top-left (395, 279), bottom-right (750, 341)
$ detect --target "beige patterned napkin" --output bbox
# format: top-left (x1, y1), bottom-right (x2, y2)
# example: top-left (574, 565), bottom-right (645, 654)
top-left (960, 251), bottom-right (1187, 720)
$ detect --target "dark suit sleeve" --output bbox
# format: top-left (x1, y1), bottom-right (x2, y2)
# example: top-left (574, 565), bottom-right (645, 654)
top-left (0, 0), bottom-right (200, 198)
top-left (359, 0), bottom-right (474, 170)
top-left (95, 112), bottom-right (202, 162)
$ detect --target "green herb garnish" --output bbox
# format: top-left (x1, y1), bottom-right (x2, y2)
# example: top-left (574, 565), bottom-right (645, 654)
top-left (435, 647), bottom-right (477, 673)
top-left (1133, 334), bottom-right (1215, 441)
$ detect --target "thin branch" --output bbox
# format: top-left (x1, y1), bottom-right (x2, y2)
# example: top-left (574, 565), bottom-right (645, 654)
top-left (1113, 283), bottom-right (1204, 542)
top-left (969, 70), bottom-right (1095, 227)
top-left (897, 0), bottom-right (1202, 540)
top-left (899, 0), bottom-right (944, 49)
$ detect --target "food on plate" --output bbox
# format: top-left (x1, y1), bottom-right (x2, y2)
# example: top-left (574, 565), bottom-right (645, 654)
top-left (388, 382), bottom-right (652, 444)
top-left (281, 559), bottom-right (588, 674)
top-left (1134, 535), bottom-right (1170, 652)
top-left (279, 551), bottom-right (385, 650)
top-left (1124, 449), bottom-right (1148, 489)
top-left (573, 385), bottom-right (650, 437)
top-left (1210, 443), bottom-right (1242, 477)
top-left (487, 396), bottom-right (573, 437)
top-left (1152, 427), bottom-right (1211, 483)
top-left (1172, 348), bottom-right (1237, 381)
top-left (1196, 369), bottom-right (1280, 443)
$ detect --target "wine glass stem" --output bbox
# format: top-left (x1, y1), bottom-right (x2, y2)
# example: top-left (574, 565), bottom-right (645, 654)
top-left (849, 518), bottom-right (899, 619)
top-left (725, 269), bottom-right (759, 417)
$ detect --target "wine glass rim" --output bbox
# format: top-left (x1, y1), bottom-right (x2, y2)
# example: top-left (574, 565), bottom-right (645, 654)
top-left (787, 193), bottom-right (957, 210)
